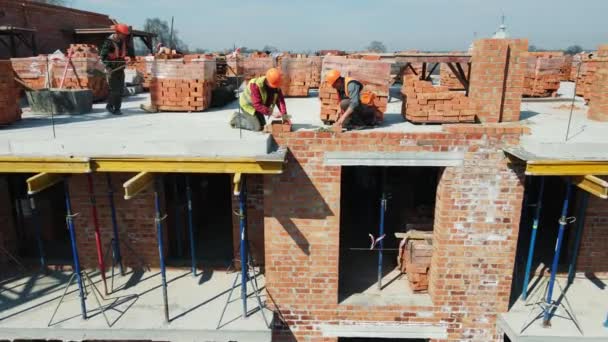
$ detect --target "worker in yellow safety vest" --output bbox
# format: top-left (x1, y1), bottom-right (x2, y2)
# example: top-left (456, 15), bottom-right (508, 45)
top-left (231, 68), bottom-right (289, 131)
top-left (325, 69), bottom-right (377, 130)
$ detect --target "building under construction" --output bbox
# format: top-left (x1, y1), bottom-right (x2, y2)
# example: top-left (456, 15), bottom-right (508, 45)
top-left (1, 2), bottom-right (608, 342)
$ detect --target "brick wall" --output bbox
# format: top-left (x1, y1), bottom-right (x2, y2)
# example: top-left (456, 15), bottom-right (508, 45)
top-left (0, 0), bottom-right (114, 58)
top-left (67, 173), bottom-right (165, 269)
top-left (575, 194), bottom-right (608, 275)
top-left (265, 124), bottom-right (526, 341)
top-left (0, 61), bottom-right (22, 125)
top-left (468, 39), bottom-right (528, 123)
top-left (587, 45), bottom-right (608, 121)
top-left (231, 174), bottom-right (265, 267)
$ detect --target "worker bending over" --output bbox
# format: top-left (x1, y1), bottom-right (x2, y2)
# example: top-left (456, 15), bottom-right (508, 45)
top-left (100, 23), bottom-right (134, 115)
top-left (231, 68), bottom-right (289, 131)
top-left (325, 69), bottom-right (377, 130)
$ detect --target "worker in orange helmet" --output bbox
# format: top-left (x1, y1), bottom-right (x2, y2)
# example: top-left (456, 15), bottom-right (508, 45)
top-left (325, 69), bottom-right (377, 130)
top-left (231, 68), bottom-right (290, 131)
top-left (100, 23), bottom-right (134, 115)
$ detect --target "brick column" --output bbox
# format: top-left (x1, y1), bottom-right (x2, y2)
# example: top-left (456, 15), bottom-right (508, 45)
top-left (468, 39), bottom-right (528, 123)
top-left (575, 193), bottom-right (608, 275)
top-left (0, 61), bottom-right (21, 125)
top-left (587, 45), bottom-right (608, 121)
top-left (68, 173), bottom-right (164, 269)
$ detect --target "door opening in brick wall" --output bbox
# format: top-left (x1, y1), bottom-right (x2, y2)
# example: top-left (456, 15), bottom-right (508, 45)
top-left (338, 338), bottom-right (429, 342)
top-left (508, 176), bottom-right (582, 308)
top-left (4, 174), bottom-right (71, 265)
top-left (338, 166), bottom-right (440, 304)
top-left (164, 174), bottom-right (234, 268)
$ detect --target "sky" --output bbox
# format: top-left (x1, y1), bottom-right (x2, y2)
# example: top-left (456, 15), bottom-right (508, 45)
top-left (67, 0), bottom-right (607, 52)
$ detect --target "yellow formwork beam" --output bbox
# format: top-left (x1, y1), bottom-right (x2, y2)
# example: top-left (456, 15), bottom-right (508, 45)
top-left (0, 157), bottom-right (91, 173)
top-left (571, 175), bottom-right (608, 199)
top-left (233, 173), bottom-right (242, 195)
top-left (123, 172), bottom-right (155, 200)
top-left (26, 173), bottom-right (64, 195)
top-left (526, 161), bottom-right (608, 176)
top-left (92, 158), bottom-right (284, 174)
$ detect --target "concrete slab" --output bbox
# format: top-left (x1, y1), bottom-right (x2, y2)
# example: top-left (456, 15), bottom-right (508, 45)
top-left (498, 275), bottom-right (608, 342)
top-left (0, 269), bottom-right (272, 342)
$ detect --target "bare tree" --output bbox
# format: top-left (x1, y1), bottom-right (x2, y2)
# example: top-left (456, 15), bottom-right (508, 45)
top-left (366, 41), bottom-right (387, 53)
top-left (564, 45), bottom-right (583, 55)
top-left (262, 45), bottom-right (279, 53)
top-left (143, 17), bottom-right (188, 52)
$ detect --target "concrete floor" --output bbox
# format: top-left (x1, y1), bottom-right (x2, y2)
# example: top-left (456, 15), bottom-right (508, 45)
top-left (498, 274), bottom-right (608, 342)
top-left (0, 268), bottom-right (272, 342)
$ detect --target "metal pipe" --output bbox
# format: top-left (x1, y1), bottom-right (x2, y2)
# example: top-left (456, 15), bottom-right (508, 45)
top-left (86, 174), bottom-right (108, 295)
top-left (186, 176), bottom-right (196, 276)
top-left (522, 176), bottom-right (545, 300)
top-left (543, 180), bottom-right (573, 326)
top-left (29, 196), bottom-right (46, 270)
top-left (173, 176), bottom-right (183, 258)
top-left (106, 173), bottom-right (124, 276)
top-left (154, 176), bottom-right (170, 323)
top-left (64, 179), bottom-right (87, 319)
top-left (568, 191), bottom-right (589, 285)
top-left (239, 175), bottom-right (248, 317)
top-left (377, 168), bottom-right (387, 291)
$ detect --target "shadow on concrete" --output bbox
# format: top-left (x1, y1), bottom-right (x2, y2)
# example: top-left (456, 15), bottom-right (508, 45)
top-left (520, 110), bottom-right (540, 120)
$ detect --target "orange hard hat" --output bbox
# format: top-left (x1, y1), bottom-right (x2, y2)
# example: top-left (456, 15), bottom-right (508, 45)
top-left (265, 68), bottom-right (282, 88)
top-left (325, 69), bottom-right (341, 86)
top-left (113, 23), bottom-right (130, 35)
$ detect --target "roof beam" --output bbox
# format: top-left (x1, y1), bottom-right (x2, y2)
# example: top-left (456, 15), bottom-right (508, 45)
top-left (571, 175), bottom-right (608, 199)
top-left (92, 158), bottom-right (284, 174)
top-left (123, 172), bottom-right (154, 200)
top-left (526, 162), bottom-right (608, 176)
top-left (26, 173), bottom-right (63, 195)
top-left (0, 157), bottom-right (91, 173)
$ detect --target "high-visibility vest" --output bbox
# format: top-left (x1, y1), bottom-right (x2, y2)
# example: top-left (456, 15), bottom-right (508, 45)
top-left (239, 76), bottom-right (279, 116)
top-left (108, 37), bottom-right (127, 60)
top-left (344, 77), bottom-right (376, 105)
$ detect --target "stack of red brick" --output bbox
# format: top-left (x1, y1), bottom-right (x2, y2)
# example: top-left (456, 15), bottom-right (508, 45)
top-left (401, 76), bottom-right (474, 123)
top-left (440, 63), bottom-right (469, 90)
top-left (150, 58), bottom-right (216, 111)
top-left (279, 56), bottom-right (323, 96)
top-left (226, 56), bottom-right (275, 81)
top-left (11, 52), bottom-right (109, 101)
top-left (128, 56), bottom-right (153, 89)
top-left (399, 237), bottom-right (432, 292)
top-left (574, 46), bottom-right (608, 104)
top-left (67, 44), bottom-right (100, 58)
top-left (523, 52), bottom-right (569, 97)
top-left (0, 61), bottom-right (21, 125)
top-left (319, 56), bottom-right (391, 124)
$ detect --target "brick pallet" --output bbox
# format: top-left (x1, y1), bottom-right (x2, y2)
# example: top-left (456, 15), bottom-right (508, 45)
top-left (0, 61), bottom-right (21, 125)
top-left (11, 54), bottom-right (109, 101)
top-left (523, 53), bottom-right (569, 97)
top-left (279, 56), bottom-right (322, 97)
top-left (149, 58), bottom-right (216, 112)
top-left (398, 232), bottom-right (433, 292)
top-left (401, 76), bottom-right (475, 123)
top-left (319, 56), bottom-right (391, 124)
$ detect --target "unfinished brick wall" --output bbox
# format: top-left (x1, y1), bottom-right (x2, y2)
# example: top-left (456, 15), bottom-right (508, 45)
top-left (575, 194), bottom-right (608, 275)
top-left (319, 56), bottom-right (392, 124)
top-left (231, 174), bottom-right (265, 267)
top-left (468, 39), bottom-right (528, 123)
top-left (149, 58), bottom-right (216, 112)
top-left (0, 61), bottom-right (22, 125)
top-left (401, 77), bottom-right (474, 123)
top-left (0, 0), bottom-right (114, 59)
top-left (266, 124), bottom-right (526, 342)
top-left (67, 173), bottom-right (165, 269)
top-left (523, 52), bottom-right (569, 97)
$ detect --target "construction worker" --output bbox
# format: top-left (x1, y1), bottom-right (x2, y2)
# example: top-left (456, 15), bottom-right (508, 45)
top-left (100, 23), bottom-right (134, 115)
top-left (230, 68), bottom-right (289, 131)
top-left (325, 69), bottom-right (377, 130)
